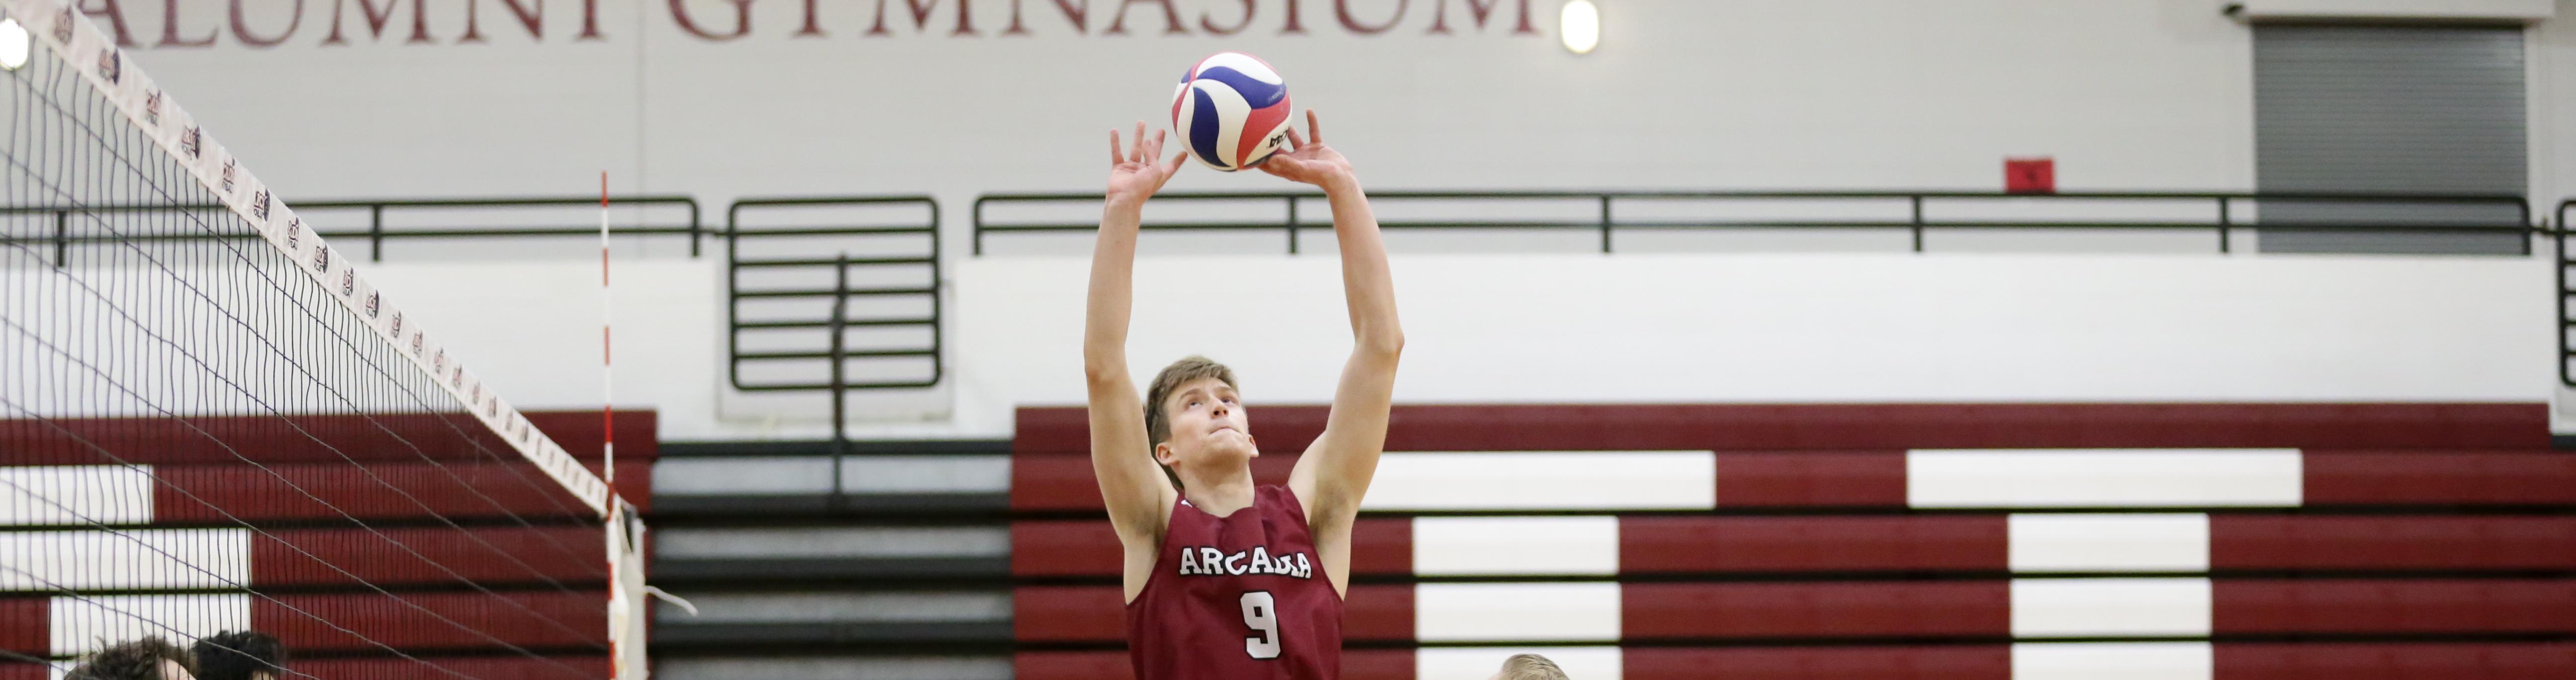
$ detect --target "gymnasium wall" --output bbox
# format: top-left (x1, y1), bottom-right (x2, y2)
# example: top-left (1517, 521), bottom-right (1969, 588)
top-left (100, 0), bottom-right (2268, 201)
top-left (48, 0), bottom-right (2573, 438)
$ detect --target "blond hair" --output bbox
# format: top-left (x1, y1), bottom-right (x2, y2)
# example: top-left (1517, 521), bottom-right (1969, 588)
top-left (1141, 355), bottom-right (1237, 490)
top-left (1497, 653), bottom-right (1569, 680)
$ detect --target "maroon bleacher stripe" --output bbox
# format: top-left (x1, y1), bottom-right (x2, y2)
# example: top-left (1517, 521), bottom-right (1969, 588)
top-left (1014, 404), bottom-right (2547, 454)
top-left (1015, 585), bottom-right (1413, 643)
top-left (1013, 651), bottom-right (1137, 680)
top-left (1625, 645), bottom-right (2011, 680)
top-left (1014, 643), bottom-right (2576, 680)
top-left (1014, 515), bottom-right (2572, 578)
top-left (2302, 451), bottom-right (2576, 507)
top-left (1020, 580), bottom-right (2576, 644)
top-left (1712, 451), bottom-right (1910, 508)
top-left (1014, 649), bottom-right (1416, 680)
top-left (2213, 642), bottom-right (2576, 680)
top-left (2210, 516), bottom-right (2576, 571)
top-left (1011, 520), bottom-right (1124, 576)
top-left (1624, 582), bottom-right (2012, 639)
top-left (1622, 516), bottom-right (2009, 574)
top-left (0, 411), bottom-right (655, 465)
top-left (153, 461), bottom-right (649, 523)
top-left (1013, 586), bottom-right (1125, 642)
top-left (0, 598), bottom-right (41, 658)
top-left (0, 666), bottom-right (38, 680)
top-left (2214, 579), bottom-right (2576, 634)
top-left (1354, 517), bottom-right (1412, 577)
top-left (252, 526), bottom-right (609, 587)
top-left (289, 656), bottom-right (611, 680)
top-left (255, 591), bottom-right (607, 653)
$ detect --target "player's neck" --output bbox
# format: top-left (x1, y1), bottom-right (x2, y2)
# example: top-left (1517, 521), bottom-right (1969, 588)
top-left (1180, 468), bottom-right (1257, 518)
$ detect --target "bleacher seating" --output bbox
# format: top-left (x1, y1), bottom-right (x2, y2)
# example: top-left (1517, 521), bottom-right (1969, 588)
top-left (1006, 403), bottom-right (2574, 680)
top-left (0, 411), bottom-right (653, 678)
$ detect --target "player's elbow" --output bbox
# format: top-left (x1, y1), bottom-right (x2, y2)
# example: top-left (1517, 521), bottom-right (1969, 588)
top-left (1083, 356), bottom-right (1125, 388)
top-left (1358, 329), bottom-right (1405, 360)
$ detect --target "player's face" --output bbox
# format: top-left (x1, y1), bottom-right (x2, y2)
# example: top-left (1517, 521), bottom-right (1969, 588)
top-left (1161, 377), bottom-right (1255, 466)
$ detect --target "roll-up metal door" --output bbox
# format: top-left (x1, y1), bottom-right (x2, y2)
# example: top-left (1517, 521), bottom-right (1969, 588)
top-left (2253, 24), bottom-right (2527, 255)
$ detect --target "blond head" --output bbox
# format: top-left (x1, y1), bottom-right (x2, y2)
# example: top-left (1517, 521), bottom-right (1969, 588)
top-left (1492, 653), bottom-right (1569, 680)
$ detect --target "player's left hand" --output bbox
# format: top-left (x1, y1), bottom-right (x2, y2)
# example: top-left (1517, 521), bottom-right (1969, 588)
top-left (1256, 110), bottom-right (1354, 189)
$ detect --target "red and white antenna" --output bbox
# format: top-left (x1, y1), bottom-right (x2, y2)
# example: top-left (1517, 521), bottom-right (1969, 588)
top-left (599, 171), bottom-right (615, 490)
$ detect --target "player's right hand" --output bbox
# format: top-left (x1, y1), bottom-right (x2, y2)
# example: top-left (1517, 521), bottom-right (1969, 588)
top-left (1106, 121), bottom-right (1189, 211)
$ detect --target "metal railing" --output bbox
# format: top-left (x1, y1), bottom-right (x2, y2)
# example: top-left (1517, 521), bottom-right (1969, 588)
top-left (2559, 200), bottom-right (2576, 388)
top-left (5, 195), bottom-right (705, 262)
top-left (972, 190), bottom-right (2534, 255)
top-left (725, 196), bottom-right (943, 394)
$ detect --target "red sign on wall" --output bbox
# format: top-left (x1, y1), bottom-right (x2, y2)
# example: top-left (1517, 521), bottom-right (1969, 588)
top-left (2006, 157), bottom-right (2055, 194)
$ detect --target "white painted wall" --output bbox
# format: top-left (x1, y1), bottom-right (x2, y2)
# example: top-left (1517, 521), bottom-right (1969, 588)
top-left (102, 0), bottom-right (2260, 204)
top-left (955, 253), bottom-right (2550, 413)
top-left (17, 1), bottom-right (2569, 437)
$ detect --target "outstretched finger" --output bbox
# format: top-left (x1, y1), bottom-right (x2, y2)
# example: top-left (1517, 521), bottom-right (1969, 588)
top-left (1148, 129), bottom-right (1167, 162)
top-left (1162, 148), bottom-right (1190, 178)
top-left (1256, 155), bottom-right (1299, 178)
top-left (1284, 127), bottom-right (1306, 152)
top-left (1130, 121), bottom-right (1147, 163)
top-left (1109, 129), bottom-right (1124, 166)
top-left (1304, 109), bottom-right (1322, 145)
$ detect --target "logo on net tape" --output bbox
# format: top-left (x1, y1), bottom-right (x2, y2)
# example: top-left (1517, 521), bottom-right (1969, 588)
top-left (433, 349), bottom-right (448, 373)
top-left (144, 90), bottom-right (161, 126)
top-left (251, 190), bottom-right (270, 220)
top-left (410, 331), bottom-right (424, 355)
top-left (364, 291), bottom-right (380, 318)
top-left (51, 8), bottom-right (73, 44)
top-left (219, 159), bottom-right (237, 194)
top-left (285, 220), bottom-right (302, 251)
top-left (181, 127), bottom-right (201, 159)
top-left (96, 49), bottom-right (117, 84)
top-left (311, 245), bottom-right (328, 272)
top-left (339, 269), bottom-right (355, 296)
top-left (389, 311), bottom-right (403, 336)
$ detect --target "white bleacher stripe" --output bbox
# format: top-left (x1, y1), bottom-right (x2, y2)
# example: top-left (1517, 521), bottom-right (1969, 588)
top-left (0, 528), bottom-right (249, 592)
top-left (1416, 582), bottom-right (1622, 642)
top-left (2010, 578), bottom-right (2212, 637)
top-left (1908, 449), bottom-right (2302, 508)
top-left (49, 593), bottom-right (251, 656)
top-left (1417, 646), bottom-right (1622, 680)
top-left (2012, 642), bottom-right (2213, 680)
top-left (2009, 513), bottom-right (2209, 573)
top-left (1364, 452), bottom-right (1713, 511)
top-left (1414, 516), bottom-right (1619, 576)
top-left (1, 465), bottom-right (154, 526)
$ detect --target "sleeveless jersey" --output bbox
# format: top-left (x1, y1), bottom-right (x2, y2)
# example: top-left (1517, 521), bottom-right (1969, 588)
top-left (1127, 484), bottom-right (1344, 680)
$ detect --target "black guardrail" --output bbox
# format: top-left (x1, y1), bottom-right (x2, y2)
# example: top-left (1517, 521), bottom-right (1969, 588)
top-left (725, 196), bottom-right (942, 394)
top-left (2559, 200), bottom-right (2575, 388)
top-left (972, 190), bottom-right (2532, 255)
top-left (6, 195), bottom-right (705, 262)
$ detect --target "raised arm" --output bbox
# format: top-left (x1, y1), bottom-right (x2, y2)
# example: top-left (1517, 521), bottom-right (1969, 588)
top-left (1270, 112), bottom-right (1404, 546)
top-left (1088, 123), bottom-right (1189, 563)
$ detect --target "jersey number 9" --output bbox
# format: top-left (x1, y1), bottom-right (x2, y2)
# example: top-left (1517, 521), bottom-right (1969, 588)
top-left (1241, 591), bottom-right (1281, 659)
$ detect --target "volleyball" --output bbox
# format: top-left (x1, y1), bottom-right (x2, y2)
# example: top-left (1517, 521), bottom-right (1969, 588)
top-left (1171, 52), bottom-right (1294, 171)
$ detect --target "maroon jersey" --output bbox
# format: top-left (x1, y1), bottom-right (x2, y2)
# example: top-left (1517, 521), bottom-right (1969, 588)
top-left (1127, 484), bottom-right (1344, 680)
